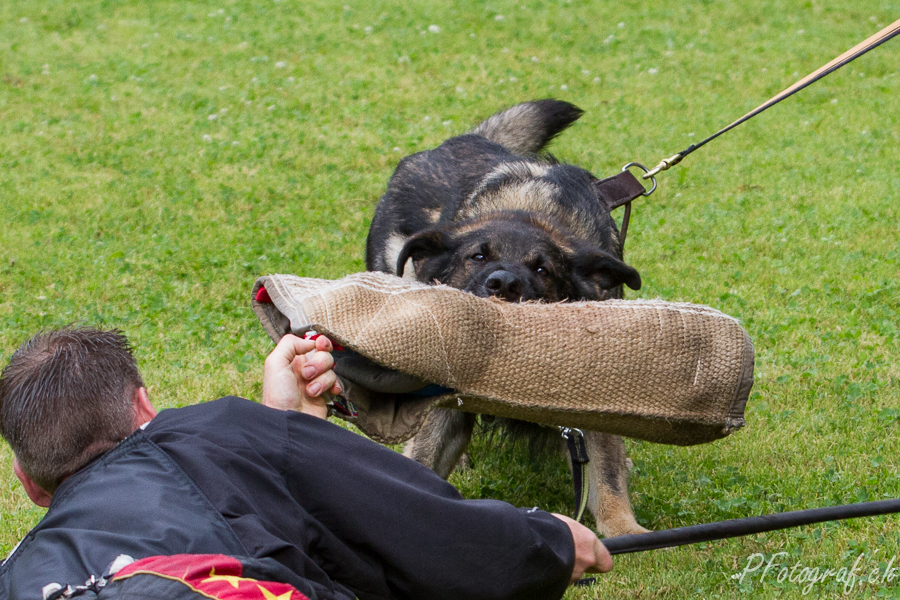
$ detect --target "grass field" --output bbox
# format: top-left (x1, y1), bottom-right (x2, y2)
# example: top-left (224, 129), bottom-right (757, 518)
top-left (1, 0), bottom-right (899, 597)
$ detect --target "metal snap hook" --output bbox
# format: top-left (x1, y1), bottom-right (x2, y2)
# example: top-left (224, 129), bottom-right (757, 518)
top-left (559, 426), bottom-right (585, 439)
top-left (622, 162), bottom-right (657, 196)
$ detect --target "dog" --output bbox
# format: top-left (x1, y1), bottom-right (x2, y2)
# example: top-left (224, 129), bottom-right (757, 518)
top-left (365, 99), bottom-right (648, 536)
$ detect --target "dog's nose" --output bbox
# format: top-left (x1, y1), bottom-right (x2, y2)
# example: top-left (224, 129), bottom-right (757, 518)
top-left (484, 270), bottom-right (523, 301)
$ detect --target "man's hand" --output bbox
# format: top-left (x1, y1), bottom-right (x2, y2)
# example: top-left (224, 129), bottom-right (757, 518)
top-left (552, 513), bottom-right (613, 584)
top-left (263, 334), bottom-right (341, 419)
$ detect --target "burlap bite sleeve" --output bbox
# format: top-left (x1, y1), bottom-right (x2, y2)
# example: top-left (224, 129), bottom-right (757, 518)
top-left (252, 272), bottom-right (754, 446)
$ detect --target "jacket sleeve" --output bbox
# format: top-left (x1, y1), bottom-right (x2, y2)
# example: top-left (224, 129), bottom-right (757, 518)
top-left (281, 412), bottom-right (575, 600)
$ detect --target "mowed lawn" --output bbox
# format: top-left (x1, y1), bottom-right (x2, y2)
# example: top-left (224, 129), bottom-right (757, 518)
top-left (1, 0), bottom-right (899, 597)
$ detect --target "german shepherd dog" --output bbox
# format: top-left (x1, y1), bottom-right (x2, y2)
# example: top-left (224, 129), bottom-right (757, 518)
top-left (366, 99), bottom-right (648, 536)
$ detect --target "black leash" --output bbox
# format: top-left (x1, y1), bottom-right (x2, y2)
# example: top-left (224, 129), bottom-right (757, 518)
top-left (594, 18), bottom-right (900, 247)
top-left (574, 499), bottom-right (900, 587)
top-left (603, 498), bottom-right (900, 555)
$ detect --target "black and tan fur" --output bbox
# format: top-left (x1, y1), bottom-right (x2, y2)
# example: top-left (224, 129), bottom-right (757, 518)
top-left (366, 99), bottom-right (648, 536)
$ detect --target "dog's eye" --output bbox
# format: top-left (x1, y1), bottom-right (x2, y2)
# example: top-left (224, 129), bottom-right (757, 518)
top-left (470, 253), bottom-right (486, 262)
top-left (534, 266), bottom-right (549, 277)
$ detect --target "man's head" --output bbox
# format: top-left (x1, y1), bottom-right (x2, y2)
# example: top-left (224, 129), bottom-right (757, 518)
top-left (0, 327), bottom-right (146, 496)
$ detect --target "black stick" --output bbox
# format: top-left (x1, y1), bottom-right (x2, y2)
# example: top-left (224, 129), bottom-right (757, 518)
top-left (603, 499), bottom-right (900, 555)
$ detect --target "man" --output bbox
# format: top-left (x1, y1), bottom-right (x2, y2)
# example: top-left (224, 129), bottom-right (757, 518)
top-left (0, 327), bottom-right (612, 600)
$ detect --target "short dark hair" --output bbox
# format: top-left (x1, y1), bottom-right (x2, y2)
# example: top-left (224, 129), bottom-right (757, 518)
top-left (0, 327), bottom-right (143, 493)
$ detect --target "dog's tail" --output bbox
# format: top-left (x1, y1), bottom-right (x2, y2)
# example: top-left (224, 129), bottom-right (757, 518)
top-left (472, 99), bottom-right (584, 155)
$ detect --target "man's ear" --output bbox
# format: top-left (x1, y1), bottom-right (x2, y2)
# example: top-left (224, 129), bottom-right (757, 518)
top-left (131, 387), bottom-right (157, 430)
top-left (574, 249), bottom-right (642, 292)
top-left (395, 228), bottom-right (454, 277)
top-left (14, 458), bottom-right (52, 508)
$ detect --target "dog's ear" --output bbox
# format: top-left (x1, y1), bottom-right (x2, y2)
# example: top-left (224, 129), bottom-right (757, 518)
top-left (573, 249), bottom-right (642, 291)
top-left (396, 229), bottom-right (453, 277)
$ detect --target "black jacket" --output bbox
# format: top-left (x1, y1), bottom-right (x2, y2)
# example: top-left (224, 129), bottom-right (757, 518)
top-left (1, 397), bottom-right (573, 600)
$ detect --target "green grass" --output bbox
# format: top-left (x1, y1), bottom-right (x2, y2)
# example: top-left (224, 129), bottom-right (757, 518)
top-left (2, 0), bottom-right (899, 597)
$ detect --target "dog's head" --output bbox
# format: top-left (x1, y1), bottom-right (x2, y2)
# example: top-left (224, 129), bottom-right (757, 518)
top-left (396, 212), bottom-right (640, 302)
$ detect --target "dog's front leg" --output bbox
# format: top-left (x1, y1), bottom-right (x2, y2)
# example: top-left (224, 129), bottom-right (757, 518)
top-left (584, 431), bottom-right (649, 537)
top-left (404, 408), bottom-right (476, 479)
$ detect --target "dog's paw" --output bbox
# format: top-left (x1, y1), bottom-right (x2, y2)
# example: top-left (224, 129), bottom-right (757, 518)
top-left (597, 518), bottom-right (650, 538)
top-left (456, 452), bottom-right (472, 472)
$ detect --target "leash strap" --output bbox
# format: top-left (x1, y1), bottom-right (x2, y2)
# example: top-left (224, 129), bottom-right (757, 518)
top-left (643, 18), bottom-right (900, 179)
top-left (560, 427), bottom-right (591, 523)
top-left (593, 168), bottom-right (655, 245)
top-left (593, 170), bottom-right (650, 211)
